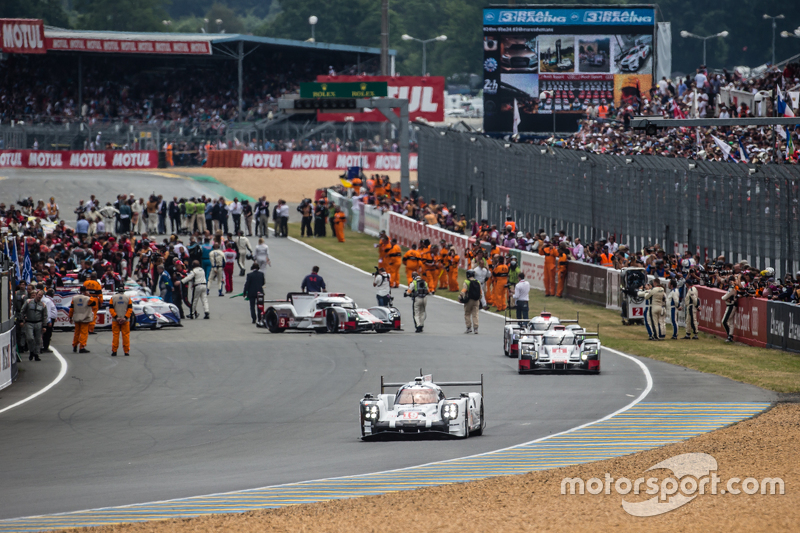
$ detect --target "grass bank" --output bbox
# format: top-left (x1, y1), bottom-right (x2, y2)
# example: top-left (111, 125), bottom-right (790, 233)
top-left (287, 223), bottom-right (800, 393)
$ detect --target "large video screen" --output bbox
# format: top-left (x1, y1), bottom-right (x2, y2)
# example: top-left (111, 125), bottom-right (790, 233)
top-left (483, 6), bottom-right (656, 134)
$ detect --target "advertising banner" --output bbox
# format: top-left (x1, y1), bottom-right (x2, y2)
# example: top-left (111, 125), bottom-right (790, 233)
top-left (0, 328), bottom-right (14, 391)
top-left (696, 287), bottom-right (767, 348)
top-left (315, 76), bottom-right (445, 123)
top-left (0, 150), bottom-right (158, 170)
top-left (483, 7), bottom-right (655, 133)
top-left (46, 37), bottom-right (211, 55)
top-left (766, 301), bottom-right (800, 352)
top-left (1, 19), bottom-right (46, 54)
top-left (563, 261), bottom-right (609, 306)
top-left (236, 151), bottom-right (418, 171)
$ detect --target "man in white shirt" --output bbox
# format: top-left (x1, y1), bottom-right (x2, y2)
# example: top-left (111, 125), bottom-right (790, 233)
top-left (694, 69), bottom-right (707, 90)
top-left (42, 289), bottom-right (58, 353)
top-left (472, 259), bottom-right (490, 308)
top-left (373, 267), bottom-right (392, 306)
top-left (278, 200), bottom-right (289, 237)
top-left (513, 272), bottom-right (531, 319)
top-left (572, 237), bottom-right (585, 261)
top-left (228, 198), bottom-right (244, 234)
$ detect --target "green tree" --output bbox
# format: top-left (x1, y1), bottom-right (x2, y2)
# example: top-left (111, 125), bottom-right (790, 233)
top-left (75, 0), bottom-right (170, 32)
top-left (204, 3), bottom-right (245, 34)
top-left (4, 0), bottom-right (69, 27)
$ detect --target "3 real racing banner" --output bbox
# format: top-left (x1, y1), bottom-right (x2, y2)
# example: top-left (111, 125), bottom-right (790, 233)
top-left (482, 6), bottom-right (656, 133)
top-left (0, 150), bottom-right (158, 169)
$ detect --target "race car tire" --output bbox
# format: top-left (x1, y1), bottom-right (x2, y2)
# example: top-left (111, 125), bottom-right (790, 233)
top-left (376, 328), bottom-right (390, 333)
top-left (265, 309), bottom-right (285, 333)
top-left (314, 327), bottom-right (327, 334)
top-left (326, 309), bottom-right (340, 333)
top-left (463, 411), bottom-right (470, 439)
top-left (473, 403), bottom-right (485, 436)
top-left (130, 315), bottom-right (137, 331)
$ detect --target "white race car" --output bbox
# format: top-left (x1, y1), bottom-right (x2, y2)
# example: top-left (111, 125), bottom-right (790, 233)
top-left (259, 292), bottom-right (401, 333)
top-left (619, 44), bottom-right (651, 72)
top-left (360, 374), bottom-right (485, 439)
top-left (503, 312), bottom-right (574, 357)
top-left (518, 325), bottom-right (601, 374)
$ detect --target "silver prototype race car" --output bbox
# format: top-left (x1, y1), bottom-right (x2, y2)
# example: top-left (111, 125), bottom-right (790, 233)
top-left (258, 292), bottom-right (401, 333)
top-left (360, 373), bottom-right (485, 439)
top-left (503, 312), bottom-right (577, 357)
top-left (518, 324), bottom-right (601, 374)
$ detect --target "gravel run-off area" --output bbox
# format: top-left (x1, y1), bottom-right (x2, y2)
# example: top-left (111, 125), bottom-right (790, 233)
top-left (64, 403), bottom-right (799, 533)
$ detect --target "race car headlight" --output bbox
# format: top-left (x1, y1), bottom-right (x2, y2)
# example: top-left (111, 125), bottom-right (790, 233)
top-left (581, 353), bottom-right (588, 361)
top-left (363, 404), bottom-right (379, 419)
top-left (169, 304), bottom-right (179, 315)
top-left (142, 305), bottom-right (155, 315)
top-left (443, 403), bottom-right (459, 419)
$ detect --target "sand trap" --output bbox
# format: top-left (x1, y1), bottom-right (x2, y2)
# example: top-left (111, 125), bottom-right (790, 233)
top-left (171, 169), bottom-right (417, 203)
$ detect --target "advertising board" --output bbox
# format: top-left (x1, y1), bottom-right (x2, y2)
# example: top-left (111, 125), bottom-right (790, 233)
top-left (696, 286), bottom-right (767, 348)
top-left (0, 150), bottom-right (158, 170)
top-left (482, 6), bottom-right (655, 133)
top-left (235, 151), bottom-right (418, 171)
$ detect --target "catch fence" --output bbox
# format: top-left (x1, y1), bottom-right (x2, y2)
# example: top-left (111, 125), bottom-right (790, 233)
top-left (417, 127), bottom-right (800, 277)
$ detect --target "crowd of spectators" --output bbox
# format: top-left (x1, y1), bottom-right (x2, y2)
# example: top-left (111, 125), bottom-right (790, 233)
top-left (334, 175), bottom-right (799, 302)
top-left (553, 63), bottom-right (800, 164)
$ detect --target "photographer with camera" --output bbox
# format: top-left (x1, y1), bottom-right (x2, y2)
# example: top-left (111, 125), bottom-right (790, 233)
top-left (373, 266), bottom-right (392, 307)
top-left (721, 277), bottom-right (738, 342)
top-left (404, 272), bottom-right (429, 333)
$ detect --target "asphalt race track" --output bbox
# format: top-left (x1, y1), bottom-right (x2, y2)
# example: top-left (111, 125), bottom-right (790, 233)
top-left (0, 170), bottom-right (777, 521)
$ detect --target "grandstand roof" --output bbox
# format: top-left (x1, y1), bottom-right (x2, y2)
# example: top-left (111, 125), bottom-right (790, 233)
top-left (42, 26), bottom-right (394, 57)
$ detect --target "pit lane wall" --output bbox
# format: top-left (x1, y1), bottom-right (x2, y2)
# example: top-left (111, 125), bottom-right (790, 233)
top-left (0, 150), bottom-right (158, 169)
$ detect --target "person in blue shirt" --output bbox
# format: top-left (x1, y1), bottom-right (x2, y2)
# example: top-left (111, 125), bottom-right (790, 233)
top-left (200, 238), bottom-right (213, 281)
top-left (301, 266), bottom-right (327, 293)
top-left (75, 214), bottom-right (89, 238)
top-left (157, 265), bottom-right (173, 303)
top-left (646, 259), bottom-right (666, 278)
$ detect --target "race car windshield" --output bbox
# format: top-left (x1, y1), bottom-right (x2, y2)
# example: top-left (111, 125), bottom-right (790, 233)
top-left (530, 322), bottom-right (549, 331)
top-left (543, 335), bottom-right (574, 345)
top-left (317, 302), bottom-right (356, 310)
top-left (396, 388), bottom-right (439, 405)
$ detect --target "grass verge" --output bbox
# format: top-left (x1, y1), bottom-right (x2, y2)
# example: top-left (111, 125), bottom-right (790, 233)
top-left (287, 223), bottom-right (800, 393)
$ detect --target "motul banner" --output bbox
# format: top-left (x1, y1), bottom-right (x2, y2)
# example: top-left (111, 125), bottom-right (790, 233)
top-left (563, 261), bottom-right (609, 307)
top-left (46, 37), bottom-right (211, 55)
top-left (236, 151), bottom-right (418, 170)
top-left (696, 286), bottom-right (767, 348)
top-left (0, 150), bottom-right (158, 169)
top-left (0, 19), bottom-right (45, 54)
top-left (315, 76), bottom-right (445, 122)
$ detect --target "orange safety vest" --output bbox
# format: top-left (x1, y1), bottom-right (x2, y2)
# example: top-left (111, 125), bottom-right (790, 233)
top-left (504, 221), bottom-right (516, 233)
top-left (600, 252), bottom-right (614, 267)
top-left (598, 105), bottom-right (608, 118)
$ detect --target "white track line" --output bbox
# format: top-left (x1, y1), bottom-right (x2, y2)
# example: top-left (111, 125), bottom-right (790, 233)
top-left (0, 348), bottom-right (68, 416)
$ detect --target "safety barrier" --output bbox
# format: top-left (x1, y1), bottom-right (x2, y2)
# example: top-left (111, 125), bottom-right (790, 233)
top-left (0, 150), bottom-right (157, 169)
top-left (0, 271), bottom-right (17, 391)
top-left (206, 150), bottom-right (419, 170)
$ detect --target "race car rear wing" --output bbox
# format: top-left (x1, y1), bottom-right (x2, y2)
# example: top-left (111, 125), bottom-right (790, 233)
top-left (559, 312), bottom-right (580, 324)
top-left (381, 371), bottom-right (484, 398)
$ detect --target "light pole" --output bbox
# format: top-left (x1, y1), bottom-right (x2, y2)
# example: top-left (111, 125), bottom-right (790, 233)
top-left (764, 14), bottom-right (785, 65)
top-left (401, 34), bottom-right (447, 76)
top-left (679, 30), bottom-right (729, 66)
top-left (781, 29), bottom-right (800, 40)
top-left (309, 16), bottom-right (318, 43)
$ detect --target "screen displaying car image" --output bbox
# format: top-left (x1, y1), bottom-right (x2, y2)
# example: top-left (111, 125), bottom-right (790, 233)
top-left (500, 36), bottom-right (537, 72)
top-left (614, 34), bottom-right (653, 74)
top-left (538, 35), bottom-right (574, 73)
top-left (578, 37), bottom-right (611, 73)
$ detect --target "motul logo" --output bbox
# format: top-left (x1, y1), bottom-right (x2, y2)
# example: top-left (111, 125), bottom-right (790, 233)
top-left (375, 155), bottom-right (401, 170)
top-left (70, 152), bottom-right (106, 168)
top-left (0, 152), bottom-right (22, 167)
top-left (336, 154), bottom-right (370, 169)
top-left (1, 21), bottom-right (44, 52)
top-left (28, 152), bottom-right (63, 167)
top-left (291, 153), bottom-right (329, 169)
top-left (112, 152), bottom-right (150, 167)
top-left (241, 153), bottom-right (283, 168)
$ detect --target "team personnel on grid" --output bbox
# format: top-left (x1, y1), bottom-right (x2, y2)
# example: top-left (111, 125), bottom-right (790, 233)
top-left (640, 278), bottom-right (666, 340)
top-left (84, 274), bottom-right (103, 334)
top-left (70, 286), bottom-right (97, 352)
top-left (402, 244), bottom-right (420, 285)
top-left (182, 260), bottom-right (210, 319)
top-left (223, 242), bottom-right (236, 293)
top-left (405, 272), bottom-right (429, 333)
top-left (683, 278), bottom-right (699, 339)
top-left (254, 238), bottom-right (271, 272)
top-left (20, 290), bottom-right (47, 361)
top-left (208, 242), bottom-right (226, 297)
top-left (234, 231), bottom-right (253, 276)
top-left (721, 278), bottom-right (738, 342)
top-left (666, 279), bottom-right (681, 340)
top-left (333, 206), bottom-right (347, 242)
top-left (513, 272), bottom-right (531, 320)
top-left (109, 288), bottom-right (133, 357)
top-left (461, 270), bottom-right (482, 334)
top-left (385, 238), bottom-right (402, 288)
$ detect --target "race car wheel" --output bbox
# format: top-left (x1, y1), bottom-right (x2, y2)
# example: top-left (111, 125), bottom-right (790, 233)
top-left (326, 309), bottom-right (339, 333)
top-left (314, 327), bottom-right (327, 334)
top-left (265, 309), bottom-right (285, 333)
top-left (376, 327), bottom-right (390, 333)
top-left (130, 315), bottom-right (137, 331)
top-left (473, 404), bottom-right (484, 436)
